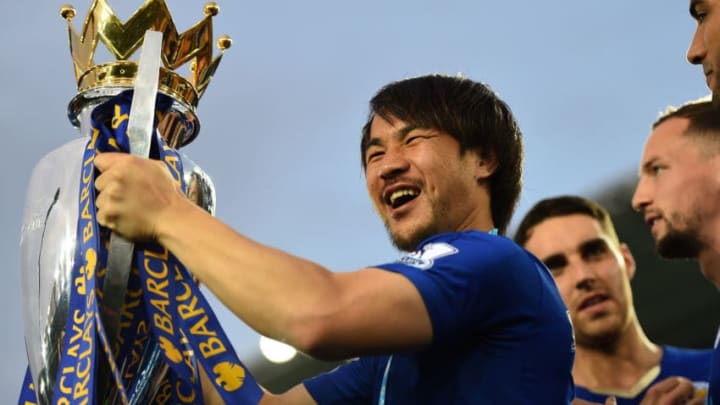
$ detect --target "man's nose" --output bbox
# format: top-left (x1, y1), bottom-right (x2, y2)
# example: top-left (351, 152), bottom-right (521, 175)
top-left (631, 178), bottom-right (651, 213)
top-left (378, 151), bottom-right (410, 180)
top-left (573, 262), bottom-right (597, 291)
top-left (687, 26), bottom-right (707, 65)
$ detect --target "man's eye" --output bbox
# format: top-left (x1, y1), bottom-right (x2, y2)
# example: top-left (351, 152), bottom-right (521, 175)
top-left (406, 135), bottom-right (427, 145)
top-left (585, 247), bottom-right (606, 259)
top-left (544, 258), bottom-right (566, 272)
top-left (582, 241), bottom-right (609, 261)
top-left (652, 165), bottom-right (665, 175)
top-left (366, 151), bottom-right (383, 163)
top-left (693, 6), bottom-right (708, 23)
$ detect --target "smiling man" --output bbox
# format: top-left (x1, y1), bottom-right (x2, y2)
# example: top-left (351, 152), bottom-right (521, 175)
top-left (93, 74), bottom-right (575, 403)
top-left (515, 195), bottom-right (711, 405)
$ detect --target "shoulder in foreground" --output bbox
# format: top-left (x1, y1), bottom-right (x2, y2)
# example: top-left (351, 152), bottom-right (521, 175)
top-left (662, 345), bottom-right (714, 360)
top-left (442, 230), bottom-right (526, 254)
top-left (662, 345), bottom-right (713, 357)
top-left (421, 230), bottom-right (531, 266)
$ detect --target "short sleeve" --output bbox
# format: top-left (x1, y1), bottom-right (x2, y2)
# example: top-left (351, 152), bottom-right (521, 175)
top-left (303, 357), bottom-right (382, 404)
top-left (376, 232), bottom-right (542, 344)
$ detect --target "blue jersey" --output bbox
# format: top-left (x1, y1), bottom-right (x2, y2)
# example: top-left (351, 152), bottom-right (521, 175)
top-left (303, 231), bottom-right (575, 404)
top-left (575, 346), bottom-right (712, 405)
top-left (710, 333), bottom-right (720, 404)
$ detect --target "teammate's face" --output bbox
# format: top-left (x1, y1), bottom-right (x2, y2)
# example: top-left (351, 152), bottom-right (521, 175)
top-left (632, 117), bottom-right (720, 260)
top-left (364, 115), bottom-right (493, 251)
top-left (688, 0), bottom-right (720, 100)
top-left (523, 214), bottom-right (635, 348)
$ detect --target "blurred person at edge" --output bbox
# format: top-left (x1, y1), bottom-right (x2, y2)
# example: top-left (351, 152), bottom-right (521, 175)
top-left (688, 0), bottom-right (720, 106)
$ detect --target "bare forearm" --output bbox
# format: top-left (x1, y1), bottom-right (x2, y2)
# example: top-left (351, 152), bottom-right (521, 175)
top-left (156, 199), bottom-right (341, 345)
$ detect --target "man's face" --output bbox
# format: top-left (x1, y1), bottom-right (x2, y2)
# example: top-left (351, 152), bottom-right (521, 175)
top-left (688, 0), bottom-right (720, 99)
top-left (523, 214), bottom-right (635, 349)
top-left (364, 115), bottom-right (492, 251)
top-left (632, 117), bottom-right (720, 259)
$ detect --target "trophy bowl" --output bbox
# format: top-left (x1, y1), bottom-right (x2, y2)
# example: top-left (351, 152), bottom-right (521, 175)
top-left (20, 103), bottom-right (216, 403)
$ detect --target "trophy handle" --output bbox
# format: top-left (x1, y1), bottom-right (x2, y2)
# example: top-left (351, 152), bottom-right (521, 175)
top-left (181, 153), bottom-right (216, 216)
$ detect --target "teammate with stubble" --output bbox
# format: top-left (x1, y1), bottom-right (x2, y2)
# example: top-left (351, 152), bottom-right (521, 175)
top-left (632, 98), bottom-right (720, 404)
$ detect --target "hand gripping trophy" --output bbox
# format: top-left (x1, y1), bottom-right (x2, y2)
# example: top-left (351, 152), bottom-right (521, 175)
top-left (17, 1), bottom-right (264, 404)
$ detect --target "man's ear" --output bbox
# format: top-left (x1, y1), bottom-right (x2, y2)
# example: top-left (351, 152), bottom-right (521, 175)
top-left (474, 151), bottom-right (498, 181)
top-left (620, 242), bottom-right (636, 280)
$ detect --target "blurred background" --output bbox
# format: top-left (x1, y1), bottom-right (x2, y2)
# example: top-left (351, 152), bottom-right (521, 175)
top-left (1, 0), bottom-right (718, 400)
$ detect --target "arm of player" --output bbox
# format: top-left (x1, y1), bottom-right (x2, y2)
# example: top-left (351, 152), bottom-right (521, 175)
top-left (94, 152), bottom-right (433, 359)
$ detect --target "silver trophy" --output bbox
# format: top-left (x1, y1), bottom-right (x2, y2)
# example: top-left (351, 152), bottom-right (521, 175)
top-left (19, 1), bottom-right (229, 403)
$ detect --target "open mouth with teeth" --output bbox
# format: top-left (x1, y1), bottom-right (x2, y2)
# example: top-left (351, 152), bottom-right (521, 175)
top-left (387, 188), bottom-right (420, 209)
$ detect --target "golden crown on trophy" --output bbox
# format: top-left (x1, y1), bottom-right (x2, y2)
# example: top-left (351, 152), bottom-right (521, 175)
top-left (61, 0), bottom-right (232, 146)
top-left (61, 0), bottom-right (231, 111)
